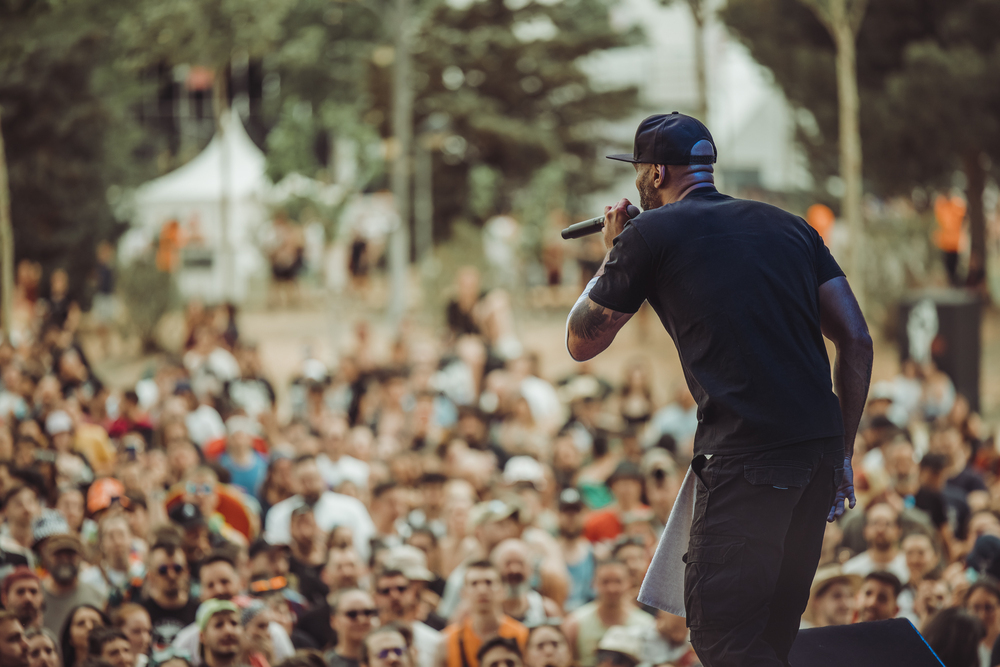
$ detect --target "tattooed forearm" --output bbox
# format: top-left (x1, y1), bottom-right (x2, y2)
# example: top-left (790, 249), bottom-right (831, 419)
top-left (569, 301), bottom-right (607, 340)
top-left (569, 301), bottom-right (630, 341)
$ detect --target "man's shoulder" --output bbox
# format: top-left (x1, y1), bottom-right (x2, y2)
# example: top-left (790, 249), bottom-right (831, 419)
top-left (842, 552), bottom-right (873, 573)
top-left (414, 620), bottom-right (442, 638)
top-left (568, 600), bottom-right (598, 620)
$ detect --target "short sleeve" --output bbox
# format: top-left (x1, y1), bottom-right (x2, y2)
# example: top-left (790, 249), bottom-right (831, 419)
top-left (588, 224), bottom-right (653, 314)
top-left (813, 225), bottom-right (845, 286)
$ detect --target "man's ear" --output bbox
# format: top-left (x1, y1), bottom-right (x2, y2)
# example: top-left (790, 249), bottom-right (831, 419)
top-left (654, 165), bottom-right (668, 188)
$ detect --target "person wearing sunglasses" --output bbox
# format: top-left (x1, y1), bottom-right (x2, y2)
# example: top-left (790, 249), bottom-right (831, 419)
top-left (327, 589), bottom-right (380, 667)
top-left (373, 548), bottom-right (442, 667)
top-left (360, 623), bottom-right (415, 667)
top-left (141, 537), bottom-right (199, 653)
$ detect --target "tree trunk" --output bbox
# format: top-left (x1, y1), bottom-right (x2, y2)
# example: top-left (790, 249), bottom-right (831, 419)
top-left (831, 10), bottom-right (865, 310)
top-left (0, 111), bottom-right (14, 340)
top-left (213, 66), bottom-right (233, 301)
top-left (389, 0), bottom-right (413, 327)
top-left (964, 151), bottom-right (986, 291)
top-left (687, 0), bottom-right (709, 121)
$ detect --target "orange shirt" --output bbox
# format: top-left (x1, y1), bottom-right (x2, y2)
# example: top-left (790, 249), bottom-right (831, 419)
top-left (934, 194), bottom-right (965, 252)
top-left (443, 616), bottom-right (528, 667)
top-left (806, 204), bottom-right (835, 247)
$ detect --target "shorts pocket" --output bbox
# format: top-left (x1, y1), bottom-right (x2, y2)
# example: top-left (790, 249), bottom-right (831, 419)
top-left (743, 461), bottom-right (812, 489)
top-left (683, 534), bottom-right (745, 628)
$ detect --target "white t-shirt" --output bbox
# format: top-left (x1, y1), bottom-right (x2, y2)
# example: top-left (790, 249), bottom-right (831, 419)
top-left (412, 621), bottom-right (442, 667)
top-left (316, 453), bottom-right (370, 491)
top-left (265, 492), bottom-right (375, 561)
top-left (842, 550), bottom-right (910, 585)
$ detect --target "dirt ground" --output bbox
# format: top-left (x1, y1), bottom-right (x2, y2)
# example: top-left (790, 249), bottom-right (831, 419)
top-left (89, 275), bottom-right (1000, 425)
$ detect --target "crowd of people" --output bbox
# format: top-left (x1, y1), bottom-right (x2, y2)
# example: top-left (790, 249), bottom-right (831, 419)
top-left (0, 264), bottom-right (997, 667)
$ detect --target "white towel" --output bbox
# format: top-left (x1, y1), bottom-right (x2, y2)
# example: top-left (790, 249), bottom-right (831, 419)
top-left (638, 464), bottom-right (697, 616)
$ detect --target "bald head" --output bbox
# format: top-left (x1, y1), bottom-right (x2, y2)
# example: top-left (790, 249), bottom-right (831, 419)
top-left (491, 539), bottom-right (531, 597)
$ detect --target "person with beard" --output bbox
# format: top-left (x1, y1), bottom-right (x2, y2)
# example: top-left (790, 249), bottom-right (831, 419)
top-left (0, 610), bottom-right (30, 667)
top-left (556, 490), bottom-right (594, 613)
top-left (842, 502), bottom-right (910, 584)
top-left (195, 600), bottom-right (246, 667)
top-left (437, 561), bottom-right (528, 667)
top-left (264, 456), bottom-right (374, 562)
top-left (566, 113), bottom-right (870, 667)
top-left (143, 535), bottom-right (199, 652)
top-left (2, 567), bottom-right (44, 630)
top-left (373, 555), bottom-right (441, 667)
top-left (40, 533), bottom-right (107, 636)
top-left (853, 572), bottom-right (901, 623)
top-left (171, 552), bottom-right (295, 666)
top-left (490, 540), bottom-right (561, 626)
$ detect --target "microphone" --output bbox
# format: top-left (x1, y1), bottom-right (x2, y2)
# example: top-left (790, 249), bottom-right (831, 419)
top-left (561, 205), bottom-right (641, 239)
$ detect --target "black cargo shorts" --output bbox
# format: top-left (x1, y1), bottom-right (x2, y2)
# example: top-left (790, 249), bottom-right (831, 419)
top-left (684, 437), bottom-right (844, 667)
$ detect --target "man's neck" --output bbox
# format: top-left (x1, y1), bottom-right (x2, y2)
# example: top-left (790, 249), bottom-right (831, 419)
top-left (471, 609), bottom-right (503, 637)
top-left (375, 515), bottom-right (396, 535)
top-left (107, 555), bottom-right (129, 573)
top-left (229, 447), bottom-right (253, 465)
top-left (9, 522), bottom-right (32, 547)
top-left (502, 594), bottom-right (528, 618)
top-left (205, 651), bottom-right (240, 667)
top-left (617, 497), bottom-right (639, 513)
top-left (596, 598), bottom-right (629, 625)
top-left (336, 640), bottom-right (361, 659)
top-left (870, 545), bottom-right (897, 564)
top-left (661, 176), bottom-right (715, 206)
top-left (148, 590), bottom-right (187, 610)
top-left (43, 576), bottom-right (76, 597)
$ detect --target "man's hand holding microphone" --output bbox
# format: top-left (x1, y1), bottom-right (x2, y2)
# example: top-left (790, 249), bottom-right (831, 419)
top-left (560, 198), bottom-right (640, 246)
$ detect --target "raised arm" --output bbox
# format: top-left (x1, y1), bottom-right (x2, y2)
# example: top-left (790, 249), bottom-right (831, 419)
top-left (566, 199), bottom-right (645, 361)
top-left (819, 276), bottom-right (873, 521)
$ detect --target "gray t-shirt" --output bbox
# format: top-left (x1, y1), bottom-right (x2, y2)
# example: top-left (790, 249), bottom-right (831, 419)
top-left (325, 650), bottom-right (360, 667)
top-left (43, 581), bottom-right (107, 636)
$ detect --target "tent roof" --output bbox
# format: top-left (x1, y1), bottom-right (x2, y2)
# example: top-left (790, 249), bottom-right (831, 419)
top-left (135, 109), bottom-right (269, 205)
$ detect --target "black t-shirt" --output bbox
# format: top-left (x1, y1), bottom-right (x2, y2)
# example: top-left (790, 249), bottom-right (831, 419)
top-left (142, 596), bottom-right (199, 651)
top-left (589, 187), bottom-right (845, 455)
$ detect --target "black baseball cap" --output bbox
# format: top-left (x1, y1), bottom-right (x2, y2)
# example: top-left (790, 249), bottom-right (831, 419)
top-left (607, 112), bottom-right (717, 165)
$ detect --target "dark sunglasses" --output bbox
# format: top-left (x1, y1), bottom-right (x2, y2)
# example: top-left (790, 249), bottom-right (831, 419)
top-left (344, 608), bottom-right (378, 620)
top-left (158, 563), bottom-right (185, 576)
top-left (378, 585), bottom-right (408, 596)
top-left (377, 647), bottom-right (405, 659)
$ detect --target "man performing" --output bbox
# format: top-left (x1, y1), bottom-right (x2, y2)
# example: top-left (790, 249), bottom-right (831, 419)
top-left (565, 112), bottom-right (872, 666)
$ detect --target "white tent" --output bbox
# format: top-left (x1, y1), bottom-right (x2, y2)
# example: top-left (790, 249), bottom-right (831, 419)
top-left (131, 109), bottom-right (271, 304)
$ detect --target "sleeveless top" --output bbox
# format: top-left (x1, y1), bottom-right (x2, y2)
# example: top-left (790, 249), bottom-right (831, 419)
top-left (571, 602), bottom-right (655, 667)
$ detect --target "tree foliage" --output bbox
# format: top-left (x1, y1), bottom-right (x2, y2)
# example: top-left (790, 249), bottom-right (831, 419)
top-left (405, 0), bottom-right (641, 228)
top-left (0, 0), bottom-right (157, 298)
top-left (720, 0), bottom-right (1000, 196)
